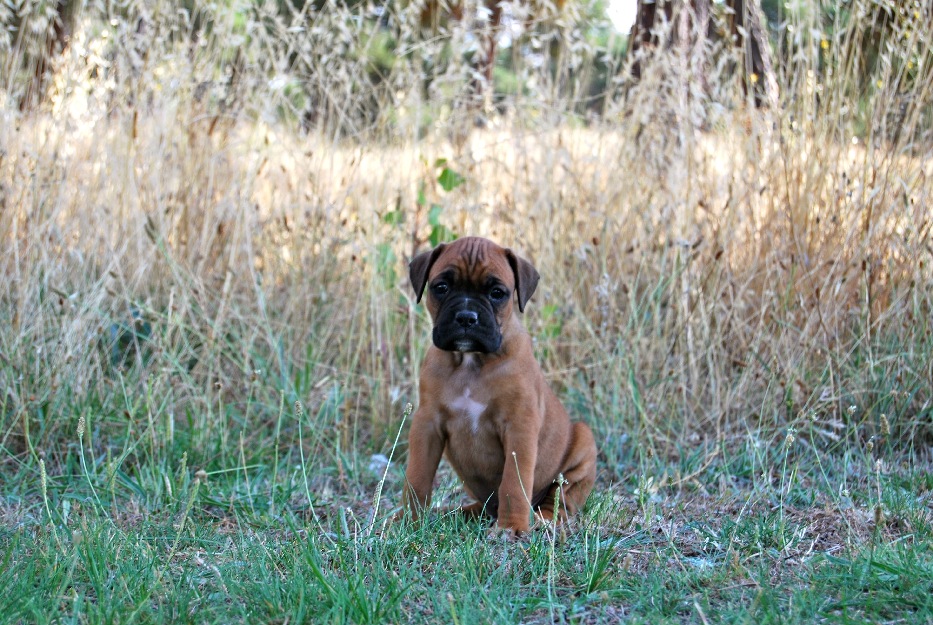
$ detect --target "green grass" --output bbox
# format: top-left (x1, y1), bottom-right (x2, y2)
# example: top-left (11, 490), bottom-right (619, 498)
top-left (2, 411), bottom-right (931, 623)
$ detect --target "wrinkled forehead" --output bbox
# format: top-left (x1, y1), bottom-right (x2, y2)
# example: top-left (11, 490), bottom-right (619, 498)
top-left (431, 239), bottom-right (513, 286)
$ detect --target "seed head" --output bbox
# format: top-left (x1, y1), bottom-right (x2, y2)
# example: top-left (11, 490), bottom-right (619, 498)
top-left (40, 459), bottom-right (48, 496)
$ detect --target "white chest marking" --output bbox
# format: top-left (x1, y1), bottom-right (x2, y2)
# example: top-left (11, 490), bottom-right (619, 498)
top-left (449, 388), bottom-right (486, 433)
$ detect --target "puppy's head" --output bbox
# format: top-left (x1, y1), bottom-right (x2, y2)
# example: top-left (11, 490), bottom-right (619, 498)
top-left (410, 237), bottom-right (539, 354)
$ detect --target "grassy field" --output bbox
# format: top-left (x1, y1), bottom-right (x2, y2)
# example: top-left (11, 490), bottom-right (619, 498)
top-left (2, 1), bottom-right (932, 623)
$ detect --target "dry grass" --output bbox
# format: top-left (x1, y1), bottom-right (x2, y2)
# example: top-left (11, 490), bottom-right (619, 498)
top-left (2, 1), bottom-right (931, 460)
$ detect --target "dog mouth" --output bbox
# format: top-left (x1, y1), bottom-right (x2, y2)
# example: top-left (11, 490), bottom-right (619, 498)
top-left (433, 300), bottom-right (502, 353)
top-left (433, 327), bottom-right (501, 354)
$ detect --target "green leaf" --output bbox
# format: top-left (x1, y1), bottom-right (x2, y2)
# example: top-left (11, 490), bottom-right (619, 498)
top-left (428, 204), bottom-right (443, 227)
top-left (373, 243), bottom-right (397, 287)
top-left (429, 225), bottom-right (456, 247)
top-left (437, 167), bottom-right (465, 192)
top-left (383, 210), bottom-right (403, 227)
top-left (540, 304), bottom-right (562, 339)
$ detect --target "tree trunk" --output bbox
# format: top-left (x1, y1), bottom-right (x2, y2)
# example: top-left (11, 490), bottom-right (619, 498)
top-left (13, 1), bottom-right (79, 111)
top-left (628, 0), bottom-right (675, 81)
top-left (728, 0), bottom-right (779, 108)
top-left (628, 0), bottom-right (779, 108)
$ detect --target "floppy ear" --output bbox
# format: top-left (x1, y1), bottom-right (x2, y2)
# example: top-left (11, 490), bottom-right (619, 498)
top-left (409, 244), bottom-right (447, 303)
top-left (505, 249), bottom-right (540, 313)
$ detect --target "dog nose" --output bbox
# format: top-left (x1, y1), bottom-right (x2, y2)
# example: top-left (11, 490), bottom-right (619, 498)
top-left (455, 310), bottom-right (479, 328)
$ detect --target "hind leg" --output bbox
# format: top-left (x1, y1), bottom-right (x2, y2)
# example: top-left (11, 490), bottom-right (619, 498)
top-left (536, 421), bottom-right (597, 523)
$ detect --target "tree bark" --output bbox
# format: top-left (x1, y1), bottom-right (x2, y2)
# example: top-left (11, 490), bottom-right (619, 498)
top-left (13, 1), bottom-right (78, 111)
top-left (628, 0), bottom-right (779, 108)
top-left (628, 0), bottom-right (675, 81)
top-left (728, 0), bottom-right (779, 108)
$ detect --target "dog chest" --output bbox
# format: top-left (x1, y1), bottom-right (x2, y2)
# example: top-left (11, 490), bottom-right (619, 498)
top-left (445, 387), bottom-right (487, 433)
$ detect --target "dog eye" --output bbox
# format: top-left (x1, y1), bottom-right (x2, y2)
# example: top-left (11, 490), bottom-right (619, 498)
top-left (432, 282), bottom-right (449, 296)
top-left (490, 287), bottom-right (507, 300)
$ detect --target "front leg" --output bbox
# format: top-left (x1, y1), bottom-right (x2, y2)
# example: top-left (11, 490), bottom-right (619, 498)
top-left (495, 425), bottom-right (539, 534)
top-left (401, 407), bottom-right (445, 520)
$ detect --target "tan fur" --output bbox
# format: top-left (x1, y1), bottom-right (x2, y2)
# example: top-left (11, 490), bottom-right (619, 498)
top-left (402, 237), bottom-right (597, 536)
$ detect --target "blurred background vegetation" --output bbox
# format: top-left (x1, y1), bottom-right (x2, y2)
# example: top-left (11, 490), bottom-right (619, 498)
top-left (5, 0), bottom-right (928, 134)
top-left (1, 0), bottom-right (931, 475)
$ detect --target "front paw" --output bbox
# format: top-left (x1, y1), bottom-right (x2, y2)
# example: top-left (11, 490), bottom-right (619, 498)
top-left (488, 520), bottom-right (530, 542)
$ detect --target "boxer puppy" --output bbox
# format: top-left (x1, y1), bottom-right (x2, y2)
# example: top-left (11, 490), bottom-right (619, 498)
top-left (401, 236), bottom-right (597, 536)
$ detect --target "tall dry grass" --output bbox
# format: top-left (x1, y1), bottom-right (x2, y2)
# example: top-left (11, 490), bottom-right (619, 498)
top-left (1, 0), bottom-right (931, 481)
